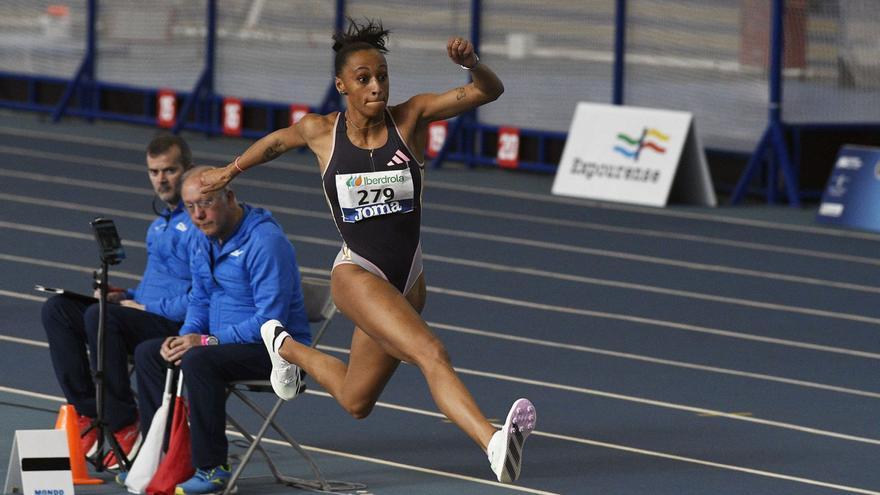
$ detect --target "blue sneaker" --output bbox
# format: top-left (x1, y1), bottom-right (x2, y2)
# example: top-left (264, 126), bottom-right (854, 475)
top-left (174, 465), bottom-right (234, 494)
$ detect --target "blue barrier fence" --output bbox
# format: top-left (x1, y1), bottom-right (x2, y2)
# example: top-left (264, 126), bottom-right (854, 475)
top-left (1, 0), bottom-right (878, 204)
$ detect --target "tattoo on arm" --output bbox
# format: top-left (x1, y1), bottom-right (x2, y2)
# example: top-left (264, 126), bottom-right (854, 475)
top-left (455, 87), bottom-right (466, 101)
top-left (262, 140), bottom-right (284, 161)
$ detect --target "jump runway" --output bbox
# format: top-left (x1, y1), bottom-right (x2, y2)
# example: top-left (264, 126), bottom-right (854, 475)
top-left (1, 112), bottom-right (879, 494)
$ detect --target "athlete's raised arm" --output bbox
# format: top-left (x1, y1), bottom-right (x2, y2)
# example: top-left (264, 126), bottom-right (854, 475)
top-left (404, 36), bottom-right (504, 126)
top-left (199, 113), bottom-right (331, 193)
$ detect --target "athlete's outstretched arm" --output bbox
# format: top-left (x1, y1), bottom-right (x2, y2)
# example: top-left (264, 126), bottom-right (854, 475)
top-left (200, 116), bottom-right (317, 193)
top-left (406, 37), bottom-right (504, 125)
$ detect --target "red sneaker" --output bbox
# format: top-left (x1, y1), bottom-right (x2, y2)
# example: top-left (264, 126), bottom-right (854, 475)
top-left (77, 414), bottom-right (98, 457)
top-left (101, 421), bottom-right (142, 470)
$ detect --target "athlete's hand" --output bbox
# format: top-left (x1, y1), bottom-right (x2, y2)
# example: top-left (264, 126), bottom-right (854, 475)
top-left (447, 37), bottom-right (478, 69)
top-left (199, 165), bottom-right (234, 194)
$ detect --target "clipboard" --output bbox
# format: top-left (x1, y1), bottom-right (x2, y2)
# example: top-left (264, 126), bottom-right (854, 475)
top-left (34, 284), bottom-right (98, 304)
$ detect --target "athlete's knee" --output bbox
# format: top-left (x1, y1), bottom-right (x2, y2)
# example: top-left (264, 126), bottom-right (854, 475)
top-left (340, 396), bottom-right (376, 420)
top-left (411, 338), bottom-right (452, 372)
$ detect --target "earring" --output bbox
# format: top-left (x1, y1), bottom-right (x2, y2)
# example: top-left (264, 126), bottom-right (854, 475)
top-left (339, 90), bottom-right (347, 95)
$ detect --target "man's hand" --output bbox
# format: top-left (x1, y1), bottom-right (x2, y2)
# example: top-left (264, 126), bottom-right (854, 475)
top-left (160, 334), bottom-right (202, 365)
top-left (119, 299), bottom-right (145, 311)
top-left (94, 287), bottom-right (128, 304)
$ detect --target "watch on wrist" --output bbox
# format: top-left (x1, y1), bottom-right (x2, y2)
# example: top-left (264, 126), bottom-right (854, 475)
top-left (201, 334), bottom-right (219, 346)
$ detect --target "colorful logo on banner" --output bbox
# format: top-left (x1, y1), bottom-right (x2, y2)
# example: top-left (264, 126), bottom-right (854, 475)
top-left (612, 128), bottom-right (668, 161)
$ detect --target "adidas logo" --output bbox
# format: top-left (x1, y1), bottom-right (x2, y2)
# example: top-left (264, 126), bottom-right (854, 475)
top-left (230, 249), bottom-right (244, 257)
top-left (386, 149), bottom-right (411, 167)
top-left (175, 222), bottom-right (188, 232)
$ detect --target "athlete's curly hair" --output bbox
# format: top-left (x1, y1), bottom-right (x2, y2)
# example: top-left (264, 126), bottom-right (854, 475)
top-left (332, 17), bottom-right (390, 75)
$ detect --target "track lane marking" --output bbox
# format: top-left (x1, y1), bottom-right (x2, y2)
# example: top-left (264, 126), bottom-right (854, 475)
top-left (0, 386), bottom-right (556, 495)
top-left (6, 336), bottom-right (880, 447)
top-left (1, 384), bottom-right (877, 494)
top-left (3, 147), bottom-right (880, 266)
top-left (2, 129), bottom-right (879, 241)
top-left (4, 190), bottom-right (880, 327)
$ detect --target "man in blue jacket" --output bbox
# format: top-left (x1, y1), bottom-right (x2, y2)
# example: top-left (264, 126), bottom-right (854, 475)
top-left (41, 135), bottom-right (196, 468)
top-left (133, 166), bottom-right (310, 495)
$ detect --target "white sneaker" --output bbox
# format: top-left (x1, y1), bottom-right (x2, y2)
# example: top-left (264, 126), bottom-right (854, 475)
top-left (260, 319), bottom-right (305, 401)
top-left (487, 398), bottom-right (536, 483)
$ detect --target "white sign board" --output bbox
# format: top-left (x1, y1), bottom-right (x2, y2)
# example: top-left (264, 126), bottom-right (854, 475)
top-left (4, 429), bottom-right (74, 495)
top-left (552, 103), bottom-right (716, 207)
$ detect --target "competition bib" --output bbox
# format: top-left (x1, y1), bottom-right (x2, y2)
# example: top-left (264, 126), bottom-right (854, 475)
top-left (335, 169), bottom-right (415, 223)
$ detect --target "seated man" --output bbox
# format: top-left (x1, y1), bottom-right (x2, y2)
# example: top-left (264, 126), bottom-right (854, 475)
top-left (133, 166), bottom-right (311, 495)
top-left (41, 134), bottom-right (196, 468)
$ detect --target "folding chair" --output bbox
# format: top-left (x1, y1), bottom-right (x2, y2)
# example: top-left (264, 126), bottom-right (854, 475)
top-left (224, 277), bottom-right (365, 494)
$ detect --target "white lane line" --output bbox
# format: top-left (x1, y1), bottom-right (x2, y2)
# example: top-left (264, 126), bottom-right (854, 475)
top-left (0, 253), bottom-right (142, 280)
top-left (7, 326), bottom-right (880, 447)
top-left (2, 127), bottom-right (878, 241)
top-left (0, 386), bottom-right (64, 403)
top-left (0, 290), bottom-right (46, 303)
top-left (5, 190), bottom-right (880, 327)
top-left (427, 252), bottom-right (880, 306)
top-left (533, 430), bottom-right (880, 495)
top-left (317, 345), bottom-right (880, 446)
top-left (0, 386), bottom-right (556, 495)
top-left (427, 183), bottom-right (880, 241)
top-left (427, 322), bottom-right (880, 397)
top-left (311, 386), bottom-right (880, 495)
top-left (0, 221), bottom-right (147, 248)
top-left (292, 443), bottom-right (561, 495)
top-left (429, 202), bottom-right (880, 267)
top-left (3, 148), bottom-right (880, 268)
top-left (4, 245), bottom-right (880, 367)
top-left (424, 231), bottom-right (880, 294)
top-left (2, 382), bottom-right (875, 494)
top-left (428, 284), bottom-right (880, 327)
top-left (2, 246), bottom-right (880, 363)
top-left (5, 277), bottom-right (877, 368)
top-left (6, 168), bottom-right (880, 297)
top-left (0, 192), bottom-right (155, 221)
top-left (429, 321), bottom-right (880, 360)
top-left (0, 334), bottom-right (48, 347)
top-left (5, 287), bottom-right (880, 404)
top-left (6, 167), bottom-right (880, 294)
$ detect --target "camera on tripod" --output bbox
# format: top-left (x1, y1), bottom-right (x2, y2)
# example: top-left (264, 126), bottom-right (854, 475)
top-left (90, 217), bottom-right (125, 265)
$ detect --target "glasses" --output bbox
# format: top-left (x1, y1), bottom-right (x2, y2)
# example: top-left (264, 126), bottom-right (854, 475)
top-left (184, 193), bottom-right (222, 212)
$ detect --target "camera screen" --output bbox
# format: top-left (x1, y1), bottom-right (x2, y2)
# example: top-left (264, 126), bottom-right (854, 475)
top-left (90, 218), bottom-right (125, 263)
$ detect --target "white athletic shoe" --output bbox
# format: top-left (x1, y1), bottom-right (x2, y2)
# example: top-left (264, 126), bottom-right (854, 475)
top-left (260, 319), bottom-right (305, 401)
top-left (487, 398), bottom-right (536, 483)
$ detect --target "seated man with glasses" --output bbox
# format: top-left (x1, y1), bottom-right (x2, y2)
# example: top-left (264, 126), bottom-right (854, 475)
top-left (41, 134), bottom-right (196, 469)
top-left (132, 166), bottom-right (311, 495)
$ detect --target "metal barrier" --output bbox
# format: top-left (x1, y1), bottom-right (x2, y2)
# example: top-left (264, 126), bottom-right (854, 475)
top-left (1, 0), bottom-right (878, 203)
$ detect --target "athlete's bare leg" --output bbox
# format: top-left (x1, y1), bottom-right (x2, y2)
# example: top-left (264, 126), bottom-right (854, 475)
top-left (333, 265), bottom-right (496, 449)
top-left (277, 265), bottom-right (496, 450)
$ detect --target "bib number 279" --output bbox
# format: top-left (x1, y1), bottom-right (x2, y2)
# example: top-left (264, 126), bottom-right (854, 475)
top-left (358, 188), bottom-right (395, 205)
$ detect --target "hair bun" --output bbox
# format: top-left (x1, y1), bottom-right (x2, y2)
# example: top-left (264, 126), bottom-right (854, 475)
top-left (332, 17), bottom-right (390, 53)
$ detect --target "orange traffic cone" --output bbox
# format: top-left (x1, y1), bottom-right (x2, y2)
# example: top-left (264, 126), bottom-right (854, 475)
top-left (55, 404), bottom-right (104, 485)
